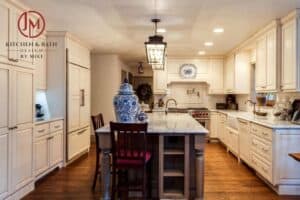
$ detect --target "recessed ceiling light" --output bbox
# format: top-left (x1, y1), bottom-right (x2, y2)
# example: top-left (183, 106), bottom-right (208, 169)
top-left (157, 28), bottom-right (166, 33)
top-left (198, 51), bottom-right (206, 55)
top-left (204, 42), bottom-right (214, 46)
top-left (213, 28), bottom-right (224, 33)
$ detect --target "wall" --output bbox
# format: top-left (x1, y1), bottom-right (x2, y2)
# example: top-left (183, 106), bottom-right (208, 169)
top-left (91, 54), bottom-right (131, 122)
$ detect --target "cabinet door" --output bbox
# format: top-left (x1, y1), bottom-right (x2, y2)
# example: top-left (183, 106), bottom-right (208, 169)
top-left (235, 52), bottom-right (250, 94)
top-left (266, 29), bottom-right (277, 91)
top-left (224, 55), bottom-right (235, 93)
top-left (209, 59), bottom-right (224, 94)
top-left (256, 36), bottom-right (267, 90)
top-left (153, 69), bottom-right (167, 94)
top-left (0, 2), bottom-right (9, 61)
top-left (209, 113), bottom-right (218, 138)
top-left (68, 63), bottom-right (80, 132)
top-left (0, 133), bottom-right (9, 199)
top-left (34, 137), bottom-right (49, 176)
top-left (12, 128), bottom-right (33, 191)
top-left (68, 39), bottom-right (90, 68)
top-left (14, 68), bottom-right (34, 126)
top-left (79, 68), bottom-right (90, 128)
top-left (282, 20), bottom-right (297, 90)
top-left (239, 121), bottom-right (250, 164)
top-left (34, 36), bottom-right (47, 89)
top-left (0, 65), bottom-right (9, 130)
top-left (68, 127), bottom-right (90, 160)
top-left (49, 131), bottom-right (63, 166)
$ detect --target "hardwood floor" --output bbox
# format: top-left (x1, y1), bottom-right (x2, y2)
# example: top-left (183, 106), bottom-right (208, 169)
top-left (23, 142), bottom-right (300, 200)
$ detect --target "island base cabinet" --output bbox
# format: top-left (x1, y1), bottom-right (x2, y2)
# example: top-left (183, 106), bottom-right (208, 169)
top-left (68, 127), bottom-right (90, 161)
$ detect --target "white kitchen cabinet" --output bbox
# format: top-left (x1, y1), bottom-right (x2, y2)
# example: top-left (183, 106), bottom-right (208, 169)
top-left (34, 120), bottom-right (64, 178)
top-left (255, 25), bottom-right (279, 92)
top-left (0, 133), bottom-right (9, 199)
top-left (49, 131), bottom-right (63, 167)
top-left (225, 126), bottom-right (239, 158)
top-left (68, 127), bottom-right (90, 160)
top-left (224, 52), bottom-right (250, 94)
top-left (224, 54), bottom-right (235, 93)
top-left (208, 59), bottom-right (224, 94)
top-left (11, 127), bottom-right (34, 191)
top-left (209, 112), bottom-right (219, 139)
top-left (67, 38), bottom-right (90, 68)
top-left (238, 119), bottom-right (251, 165)
top-left (34, 137), bottom-right (49, 176)
top-left (218, 113), bottom-right (226, 143)
top-left (34, 35), bottom-right (47, 89)
top-left (153, 68), bottom-right (168, 94)
top-left (0, 1), bottom-right (9, 62)
top-left (47, 32), bottom-right (91, 162)
top-left (281, 15), bottom-right (299, 91)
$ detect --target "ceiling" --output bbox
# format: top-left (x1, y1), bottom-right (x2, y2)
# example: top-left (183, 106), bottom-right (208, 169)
top-left (22, 0), bottom-right (300, 65)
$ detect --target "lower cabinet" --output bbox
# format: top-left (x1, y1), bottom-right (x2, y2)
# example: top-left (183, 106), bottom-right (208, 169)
top-left (218, 113), bottom-right (227, 142)
top-left (238, 119), bottom-right (251, 165)
top-left (225, 126), bottom-right (239, 156)
top-left (34, 120), bottom-right (64, 179)
top-left (0, 133), bottom-right (9, 199)
top-left (12, 127), bottom-right (34, 191)
top-left (209, 112), bottom-right (219, 138)
top-left (68, 127), bottom-right (90, 160)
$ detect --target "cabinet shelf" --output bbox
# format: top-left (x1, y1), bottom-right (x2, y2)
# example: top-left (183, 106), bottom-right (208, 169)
top-left (163, 189), bottom-right (184, 198)
top-left (163, 169), bottom-right (184, 177)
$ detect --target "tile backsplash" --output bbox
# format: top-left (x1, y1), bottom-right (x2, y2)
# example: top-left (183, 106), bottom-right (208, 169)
top-left (155, 83), bottom-right (225, 109)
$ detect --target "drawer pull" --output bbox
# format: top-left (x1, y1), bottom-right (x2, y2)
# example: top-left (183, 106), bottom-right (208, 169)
top-left (47, 136), bottom-right (54, 140)
top-left (77, 129), bottom-right (87, 135)
top-left (252, 142), bottom-right (258, 146)
top-left (262, 147), bottom-right (268, 152)
top-left (54, 125), bottom-right (61, 128)
top-left (262, 132), bottom-right (268, 136)
top-left (262, 167), bottom-right (268, 172)
top-left (38, 129), bottom-right (45, 133)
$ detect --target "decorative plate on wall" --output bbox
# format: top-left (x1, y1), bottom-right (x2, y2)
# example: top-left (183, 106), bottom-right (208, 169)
top-left (179, 64), bottom-right (197, 79)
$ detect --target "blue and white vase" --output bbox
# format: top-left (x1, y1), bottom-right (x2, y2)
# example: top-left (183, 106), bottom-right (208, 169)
top-left (113, 79), bottom-right (140, 123)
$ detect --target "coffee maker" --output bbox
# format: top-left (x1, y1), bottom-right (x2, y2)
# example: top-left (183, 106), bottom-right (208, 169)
top-left (291, 99), bottom-right (300, 124)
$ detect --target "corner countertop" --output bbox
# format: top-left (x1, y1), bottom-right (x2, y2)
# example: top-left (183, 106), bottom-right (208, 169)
top-left (210, 109), bottom-right (300, 129)
top-left (96, 112), bottom-right (209, 135)
top-left (35, 117), bottom-right (64, 125)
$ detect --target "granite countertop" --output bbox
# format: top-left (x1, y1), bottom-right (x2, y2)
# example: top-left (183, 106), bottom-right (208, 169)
top-left (96, 112), bottom-right (208, 135)
top-left (211, 109), bottom-right (300, 129)
top-left (35, 117), bottom-right (64, 125)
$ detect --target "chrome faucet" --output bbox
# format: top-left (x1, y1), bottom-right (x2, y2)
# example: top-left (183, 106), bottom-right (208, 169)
top-left (246, 100), bottom-right (256, 114)
top-left (165, 98), bottom-right (177, 114)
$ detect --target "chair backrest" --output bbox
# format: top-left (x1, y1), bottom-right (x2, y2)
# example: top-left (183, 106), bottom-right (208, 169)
top-left (110, 122), bottom-right (148, 165)
top-left (91, 113), bottom-right (104, 151)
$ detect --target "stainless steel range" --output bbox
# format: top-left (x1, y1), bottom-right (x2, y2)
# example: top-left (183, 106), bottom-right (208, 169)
top-left (189, 108), bottom-right (210, 130)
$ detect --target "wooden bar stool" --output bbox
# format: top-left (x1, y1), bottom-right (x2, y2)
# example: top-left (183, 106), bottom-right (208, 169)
top-left (289, 153), bottom-right (300, 162)
top-left (91, 113), bottom-right (105, 190)
top-left (110, 122), bottom-right (152, 200)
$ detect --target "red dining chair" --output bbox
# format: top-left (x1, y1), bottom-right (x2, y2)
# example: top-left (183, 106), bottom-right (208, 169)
top-left (91, 113), bottom-right (105, 190)
top-left (110, 122), bottom-right (152, 200)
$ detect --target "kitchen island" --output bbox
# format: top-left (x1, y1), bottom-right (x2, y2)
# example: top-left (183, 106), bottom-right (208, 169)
top-left (96, 112), bottom-right (208, 199)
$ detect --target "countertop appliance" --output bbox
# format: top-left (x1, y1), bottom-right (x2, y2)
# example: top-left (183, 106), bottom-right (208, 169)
top-left (35, 104), bottom-right (45, 120)
top-left (291, 99), bottom-right (300, 124)
top-left (226, 94), bottom-right (238, 110)
top-left (216, 103), bottom-right (227, 110)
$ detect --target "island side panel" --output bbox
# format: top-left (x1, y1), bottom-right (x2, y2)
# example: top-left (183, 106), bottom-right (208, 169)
top-left (195, 134), bottom-right (206, 200)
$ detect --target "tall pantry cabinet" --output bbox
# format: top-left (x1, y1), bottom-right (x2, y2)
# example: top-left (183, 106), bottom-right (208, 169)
top-left (0, 1), bottom-right (35, 199)
top-left (46, 32), bottom-right (91, 162)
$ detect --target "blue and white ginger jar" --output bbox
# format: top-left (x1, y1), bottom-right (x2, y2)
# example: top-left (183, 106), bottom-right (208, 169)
top-left (113, 79), bottom-right (140, 123)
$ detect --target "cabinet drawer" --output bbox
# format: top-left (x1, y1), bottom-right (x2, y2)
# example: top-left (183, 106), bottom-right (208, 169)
top-left (68, 128), bottom-right (90, 160)
top-left (250, 123), bottom-right (272, 141)
top-left (251, 152), bottom-right (272, 183)
top-left (251, 135), bottom-right (272, 162)
top-left (35, 123), bottom-right (50, 138)
top-left (50, 120), bottom-right (63, 132)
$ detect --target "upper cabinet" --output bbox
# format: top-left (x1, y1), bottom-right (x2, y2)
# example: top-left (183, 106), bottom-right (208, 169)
top-left (67, 38), bottom-right (90, 68)
top-left (208, 59), bottom-right (224, 94)
top-left (255, 22), bottom-right (280, 92)
top-left (281, 11), bottom-right (300, 92)
top-left (34, 35), bottom-right (47, 90)
top-left (224, 52), bottom-right (250, 94)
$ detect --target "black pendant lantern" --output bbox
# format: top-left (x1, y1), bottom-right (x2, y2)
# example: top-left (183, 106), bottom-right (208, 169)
top-left (144, 19), bottom-right (167, 70)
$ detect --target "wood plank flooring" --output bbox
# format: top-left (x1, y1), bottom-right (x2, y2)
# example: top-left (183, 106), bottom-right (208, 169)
top-left (23, 142), bottom-right (300, 200)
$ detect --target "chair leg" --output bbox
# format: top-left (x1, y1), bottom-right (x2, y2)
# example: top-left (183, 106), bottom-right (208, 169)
top-left (143, 166), bottom-right (147, 200)
top-left (92, 152), bottom-right (100, 191)
top-left (111, 167), bottom-right (116, 200)
top-left (147, 160), bottom-right (152, 198)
